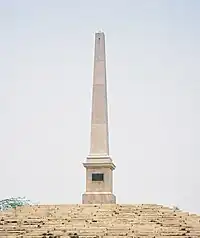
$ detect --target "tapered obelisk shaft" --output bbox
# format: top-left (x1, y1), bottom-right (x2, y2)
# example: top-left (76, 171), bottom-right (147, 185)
top-left (90, 32), bottom-right (109, 156)
top-left (82, 32), bottom-right (116, 204)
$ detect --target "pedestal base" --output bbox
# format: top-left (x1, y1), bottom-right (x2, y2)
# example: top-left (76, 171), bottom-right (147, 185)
top-left (82, 193), bottom-right (116, 204)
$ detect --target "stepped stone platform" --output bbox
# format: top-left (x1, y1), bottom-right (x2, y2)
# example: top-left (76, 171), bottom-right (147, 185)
top-left (0, 204), bottom-right (200, 238)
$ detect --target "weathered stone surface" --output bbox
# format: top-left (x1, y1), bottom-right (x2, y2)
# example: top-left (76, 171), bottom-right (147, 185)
top-left (0, 204), bottom-right (199, 237)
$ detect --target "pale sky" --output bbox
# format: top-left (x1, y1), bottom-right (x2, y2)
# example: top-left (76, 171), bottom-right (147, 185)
top-left (0, 0), bottom-right (200, 214)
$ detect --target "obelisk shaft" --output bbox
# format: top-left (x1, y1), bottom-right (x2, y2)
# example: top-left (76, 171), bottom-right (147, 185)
top-left (89, 32), bottom-right (109, 156)
top-left (82, 32), bottom-right (116, 204)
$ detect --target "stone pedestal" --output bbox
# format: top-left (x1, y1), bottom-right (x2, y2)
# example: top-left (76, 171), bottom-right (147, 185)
top-left (82, 193), bottom-right (116, 204)
top-left (82, 156), bottom-right (116, 204)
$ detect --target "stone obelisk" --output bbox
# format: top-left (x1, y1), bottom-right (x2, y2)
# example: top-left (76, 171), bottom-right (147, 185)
top-left (82, 31), bottom-right (116, 204)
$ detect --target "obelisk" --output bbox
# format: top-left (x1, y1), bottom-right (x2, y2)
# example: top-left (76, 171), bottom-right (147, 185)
top-left (82, 31), bottom-right (116, 204)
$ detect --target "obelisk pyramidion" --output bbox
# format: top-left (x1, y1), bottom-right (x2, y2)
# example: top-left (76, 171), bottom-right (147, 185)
top-left (82, 31), bottom-right (116, 204)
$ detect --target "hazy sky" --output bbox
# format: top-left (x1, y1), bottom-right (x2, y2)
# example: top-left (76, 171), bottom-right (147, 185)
top-left (0, 0), bottom-right (200, 214)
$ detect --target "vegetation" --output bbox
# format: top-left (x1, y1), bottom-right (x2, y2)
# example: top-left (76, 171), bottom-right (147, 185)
top-left (0, 197), bottom-right (33, 211)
